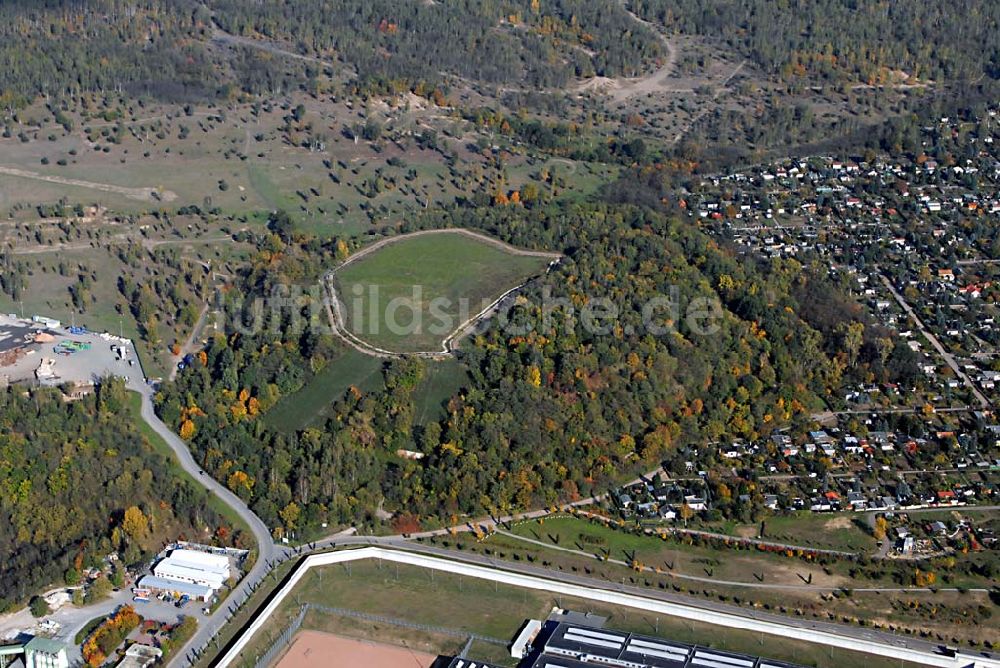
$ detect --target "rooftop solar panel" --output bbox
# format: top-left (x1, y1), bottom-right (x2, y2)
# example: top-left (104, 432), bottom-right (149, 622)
top-left (692, 659), bottom-right (747, 668)
top-left (628, 638), bottom-right (691, 653)
top-left (691, 657), bottom-right (760, 668)
top-left (623, 645), bottom-right (689, 663)
top-left (561, 633), bottom-right (624, 650)
top-left (565, 627), bottom-right (628, 642)
top-left (695, 650), bottom-right (756, 666)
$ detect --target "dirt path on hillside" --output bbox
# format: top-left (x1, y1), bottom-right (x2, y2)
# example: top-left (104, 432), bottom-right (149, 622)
top-left (0, 166), bottom-right (176, 202)
top-left (211, 25), bottom-right (336, 70)
top-left (168, 304), bottom-right (211, 381)
top-left (584, 1), bottom-right (679, 102)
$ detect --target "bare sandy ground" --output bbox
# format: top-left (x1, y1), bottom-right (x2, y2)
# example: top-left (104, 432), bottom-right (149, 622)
top-left (275, 630), bottom-right (439, 668)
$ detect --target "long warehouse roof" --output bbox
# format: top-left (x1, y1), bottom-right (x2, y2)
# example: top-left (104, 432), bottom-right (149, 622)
top-left (529, 622), bottom-right (807, 668)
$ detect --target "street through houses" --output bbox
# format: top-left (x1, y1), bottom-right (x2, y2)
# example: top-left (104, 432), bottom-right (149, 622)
top-left (878, 271), bottom-right (991, 408)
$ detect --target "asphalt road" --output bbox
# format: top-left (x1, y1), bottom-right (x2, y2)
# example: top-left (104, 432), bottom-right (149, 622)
top-left (134, 387), bottom-right (291, 665)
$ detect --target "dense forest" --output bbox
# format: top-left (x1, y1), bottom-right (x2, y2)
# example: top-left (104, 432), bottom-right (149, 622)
top-left (1, 0), bottom-right (997, 108)
top-left (208, 0), bottom-right (662, 89)
top-left (0, 0), bottom-right (219, 104)
top-left (0, 380), bottom-right (239, 610)
top-left (0, 0), bottom-right (661, 105)
top-left (633, 0), bottom-right (1000, 83)
top-left (157, 201), bottom-right (877, 535)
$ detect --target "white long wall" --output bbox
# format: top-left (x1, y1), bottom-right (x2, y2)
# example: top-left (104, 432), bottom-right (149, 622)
top-left (214, 547), bottom-right (1000, 668)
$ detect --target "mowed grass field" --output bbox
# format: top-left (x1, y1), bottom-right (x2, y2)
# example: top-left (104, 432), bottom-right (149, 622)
top-left (265, 351), bottom-right (468, 434)
top-left (333, 232), bottom-right (553, 353)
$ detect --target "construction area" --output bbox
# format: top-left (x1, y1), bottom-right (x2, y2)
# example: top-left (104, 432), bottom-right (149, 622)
top-left (0, 313), bottom-right (144, 390)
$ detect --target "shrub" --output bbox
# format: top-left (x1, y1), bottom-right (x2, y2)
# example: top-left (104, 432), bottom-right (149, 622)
top-left (29, 596), bottom-right (50, 618)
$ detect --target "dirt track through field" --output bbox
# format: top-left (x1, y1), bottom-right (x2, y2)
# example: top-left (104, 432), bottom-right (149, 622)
top-left (275, 630), bottom-right (438, 668)
top-left (0, 166), bottom-right (176, 202)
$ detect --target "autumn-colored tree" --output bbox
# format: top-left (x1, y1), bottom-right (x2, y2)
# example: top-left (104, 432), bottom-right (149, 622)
top-left (122, 506), bottom-right (149, 544)
top-left (521, 182), bottom-right (540, 205)
top-left (227, 470), bottom-right (252, 495)
top-left (83, 605), bottom-right (140, 667)
top-left (390, 512), bottom-right (422, 534)
top-left (279, 501), bottom-right (301, 529)
top-left (230, 402), bottom-right (247, 420)
top-left (873, 516), bottom-right (889, 541)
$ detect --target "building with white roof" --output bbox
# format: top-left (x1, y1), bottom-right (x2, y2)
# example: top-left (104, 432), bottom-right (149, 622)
top-left (135, 575), bottom-right (214, 602)
top-left (151, 548), bottom-right (231, 591)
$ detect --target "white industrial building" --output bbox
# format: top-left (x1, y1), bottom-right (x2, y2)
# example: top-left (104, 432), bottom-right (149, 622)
top-left (0, 637), bottom-right (70, 668)
top-left (150, 549), bottom-right (230, 591)
top-left (510, 620), bottom-right (543, 659)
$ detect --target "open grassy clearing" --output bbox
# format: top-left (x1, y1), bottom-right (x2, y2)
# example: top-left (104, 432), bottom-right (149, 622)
top-left (0, 223), bottom-right (252, 378)
top-left (264, 348), bottom-right (385, 433)
top-left (229, 557), bottom-right (921, 668)
top-left (412, 358), bottom-right (469, 424)
top-left (0, 245), bottom-right (163, 374)
top-left (709, 512), bottom-right (877, 553)
top-left (333, 231), bottom-right (554, 353)
top-left (504, 513), bottom-right (993, 592)
top-left (505, 516), bottom-right (851, 589)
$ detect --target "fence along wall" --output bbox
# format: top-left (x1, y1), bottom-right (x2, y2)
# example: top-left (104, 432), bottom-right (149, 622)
top-left (213, 546), bottom-right (1000, 668)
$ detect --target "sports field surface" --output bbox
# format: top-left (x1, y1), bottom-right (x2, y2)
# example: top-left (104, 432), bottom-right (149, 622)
top-left (275, 630), bottom-right (438, 668)
top-left (331, 229), bottom-right (559, 354)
